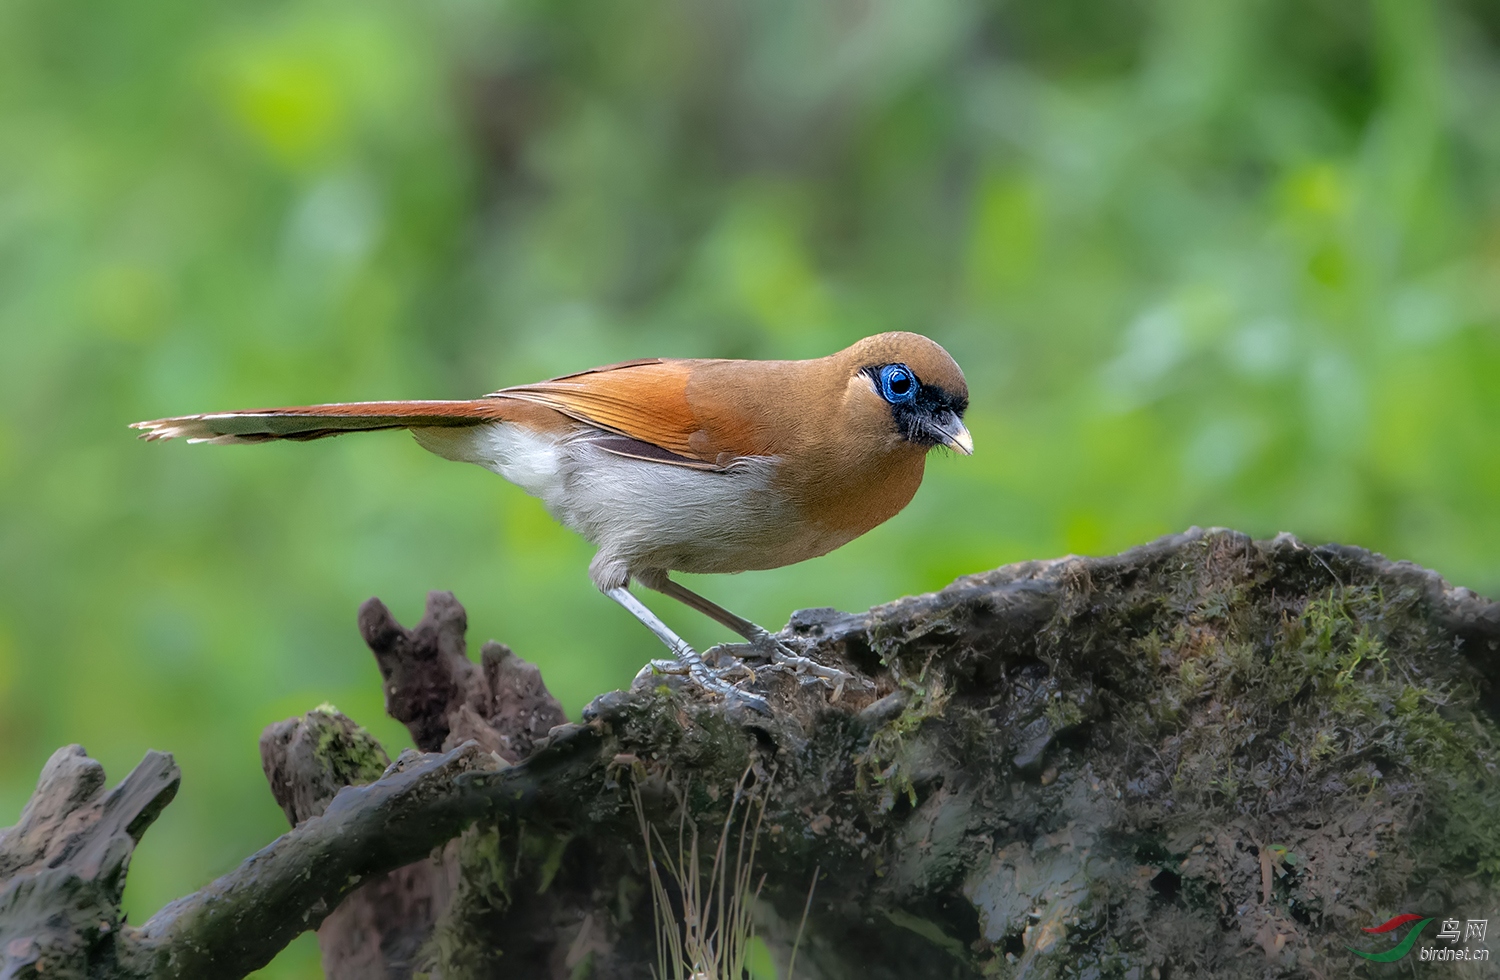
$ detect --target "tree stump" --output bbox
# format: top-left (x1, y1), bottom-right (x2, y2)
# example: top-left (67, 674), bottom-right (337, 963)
top-left (2, 529), bottom-right (1497, 978)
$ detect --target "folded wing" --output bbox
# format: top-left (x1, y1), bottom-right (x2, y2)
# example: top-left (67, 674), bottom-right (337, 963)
top-left (493, 359), bottom-right (767, 469)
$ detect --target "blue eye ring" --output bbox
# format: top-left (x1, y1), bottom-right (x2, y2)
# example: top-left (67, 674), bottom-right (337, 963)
top-left (878, 364), bottom-right (917, 404)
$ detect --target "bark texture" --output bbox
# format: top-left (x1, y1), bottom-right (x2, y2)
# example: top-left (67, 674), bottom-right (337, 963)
top-left (2, 529), bottom-right (1497, 979)
top-left (259, 595), bottom-right (569, 979)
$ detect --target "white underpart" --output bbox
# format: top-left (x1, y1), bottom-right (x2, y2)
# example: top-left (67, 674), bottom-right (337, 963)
top-left (411, 423), bottom-right (796, 591)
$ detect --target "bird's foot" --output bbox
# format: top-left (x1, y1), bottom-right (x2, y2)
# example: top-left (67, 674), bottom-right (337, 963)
top-left (696, 663), bottom-right (770, 714)
top-left (736, 628), bottom-right (859, 702)
top-left (605, 585), bottom-right (767, 713)
top-left (705, 649), bottom-right (758, 681)
top-left (636, 657), bottom-right (769, 715)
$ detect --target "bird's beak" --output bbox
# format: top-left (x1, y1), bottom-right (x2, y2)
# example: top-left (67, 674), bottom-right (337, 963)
top-left (945, 422), bottom-right (974, 455)
top-left (926, 413), bottom-right (973, 455)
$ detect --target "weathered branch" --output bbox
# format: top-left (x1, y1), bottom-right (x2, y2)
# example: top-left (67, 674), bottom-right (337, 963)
top-left (3, 529), bottom-right (1497, 979)
top-left (259, 598), bottom-right (570, 979)
top-left (358, 591), bottom-right (568, 757)
top-left (0, 746), bottom-right (179, 979)
top-left (120, 727), bottom-right (598, 979)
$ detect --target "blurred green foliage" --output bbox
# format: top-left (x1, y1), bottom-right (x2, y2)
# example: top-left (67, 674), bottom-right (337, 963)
top-left (1, 0), bottom-right (1497, 975)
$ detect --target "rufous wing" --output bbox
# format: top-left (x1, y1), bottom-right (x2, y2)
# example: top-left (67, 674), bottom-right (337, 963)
top-left (492, 359), bottom-right (768, 469)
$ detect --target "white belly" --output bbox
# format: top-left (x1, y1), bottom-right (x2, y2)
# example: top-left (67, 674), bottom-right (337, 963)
top-left (411, 423), bottom-right (803, 586)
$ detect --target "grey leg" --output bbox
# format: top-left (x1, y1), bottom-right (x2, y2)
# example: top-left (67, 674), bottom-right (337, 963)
top-left (643, 575), bottom-right (857, 699)
top-left (648, 576), bottom-right (763, 641)
top-left (604, 586), bottom-right (768, 714)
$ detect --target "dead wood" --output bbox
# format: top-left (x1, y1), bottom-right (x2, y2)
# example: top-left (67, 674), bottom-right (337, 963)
top-left (3, 529), bottom-right (1498, 979)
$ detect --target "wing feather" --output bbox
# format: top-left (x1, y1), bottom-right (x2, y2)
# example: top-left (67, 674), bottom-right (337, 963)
top-left (494, 360), bottom-right (737, 465)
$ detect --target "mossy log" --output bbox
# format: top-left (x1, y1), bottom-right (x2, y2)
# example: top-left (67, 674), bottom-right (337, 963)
top-left (2, 529), bottom-right (1498, 979)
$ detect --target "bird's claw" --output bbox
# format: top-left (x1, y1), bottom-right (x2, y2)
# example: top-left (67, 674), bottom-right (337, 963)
top-left (639, 657), bottom-right (770, 715)
top-left (694, 667), bottom-right (769, 714)
top-left (706, 649), bottom-right (757, 681)
top-left (699, 653), bottom-right (769, 713)
top-left (735, 629), bottom-right (859, 702)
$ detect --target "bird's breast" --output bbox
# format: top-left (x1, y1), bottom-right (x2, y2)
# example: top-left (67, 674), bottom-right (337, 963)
top-left (554, 440), bottom-right (804, 574)
top-left (773, 448), bottom-right (927, 563)
top-left (549, 439), bottom-right (928, 575)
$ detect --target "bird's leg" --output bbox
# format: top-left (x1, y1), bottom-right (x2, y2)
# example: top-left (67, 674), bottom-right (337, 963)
top-left (642, 574), bottom-right (857, 698)
top-left (603, 586), bottom-right (768, 714)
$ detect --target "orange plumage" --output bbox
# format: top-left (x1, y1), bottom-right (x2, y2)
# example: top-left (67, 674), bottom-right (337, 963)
top-left (134, 332), bottom-right (972, 709)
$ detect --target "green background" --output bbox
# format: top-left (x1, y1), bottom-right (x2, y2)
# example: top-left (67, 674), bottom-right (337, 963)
top-left (2, 0), bottom-right (1498, 975)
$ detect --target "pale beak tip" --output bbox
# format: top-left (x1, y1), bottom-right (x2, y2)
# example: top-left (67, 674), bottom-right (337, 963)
top-left (946, 424), bottom-right (974, 456)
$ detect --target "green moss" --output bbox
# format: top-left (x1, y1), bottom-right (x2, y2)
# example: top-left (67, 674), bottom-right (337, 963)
top-left (534, 831), bottom-right (571, 894)
top-left (987, 540), bottom-right (1500, 976)
top-left (304, 707), bottom-right (389, 786)
top-left (619, 691), bottom-right (751, 781)
top-left (857, 670), bottom-right (951, 811)
top-left (1042, 697), bottom-right (1084, 732)
top-left (1118, 577), bottom-right (1500, 912)
top-left (423, 825), bottom-right (511, 979)
top-left (407, 534), bottom-right (1497, 978)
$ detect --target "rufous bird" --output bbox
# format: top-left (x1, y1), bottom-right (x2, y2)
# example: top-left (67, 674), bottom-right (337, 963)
top-left (133, 331), bottom-right (972, 711)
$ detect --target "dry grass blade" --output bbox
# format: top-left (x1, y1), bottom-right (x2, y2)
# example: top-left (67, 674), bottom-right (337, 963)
top-left (633, 766), bottom-right (771, 980)
top-left (786, 863), bottom-right (818, 980)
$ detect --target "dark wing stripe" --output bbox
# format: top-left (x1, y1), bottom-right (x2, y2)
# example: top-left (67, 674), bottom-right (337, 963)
top-left (585, 434), bottom-right (724, 471)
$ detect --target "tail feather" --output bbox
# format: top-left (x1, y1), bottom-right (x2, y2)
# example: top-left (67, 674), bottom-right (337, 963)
top-left (131, 400), bottom-right (514, 445)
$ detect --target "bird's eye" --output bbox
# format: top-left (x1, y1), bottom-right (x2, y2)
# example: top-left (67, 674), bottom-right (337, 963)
top-left (878, 364), bottom-right (917, 403)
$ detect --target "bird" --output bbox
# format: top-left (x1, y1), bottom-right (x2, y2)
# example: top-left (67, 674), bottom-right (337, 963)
top-left (132, 331), bottom-right (972, 711)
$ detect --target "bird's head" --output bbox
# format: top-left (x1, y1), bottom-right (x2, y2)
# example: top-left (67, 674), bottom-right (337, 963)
top-left (839, 332), bottom-right (972, 456)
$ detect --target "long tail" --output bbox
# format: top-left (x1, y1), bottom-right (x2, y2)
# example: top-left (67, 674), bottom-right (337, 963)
top-left (131, 400), bottom-right (515, 445)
